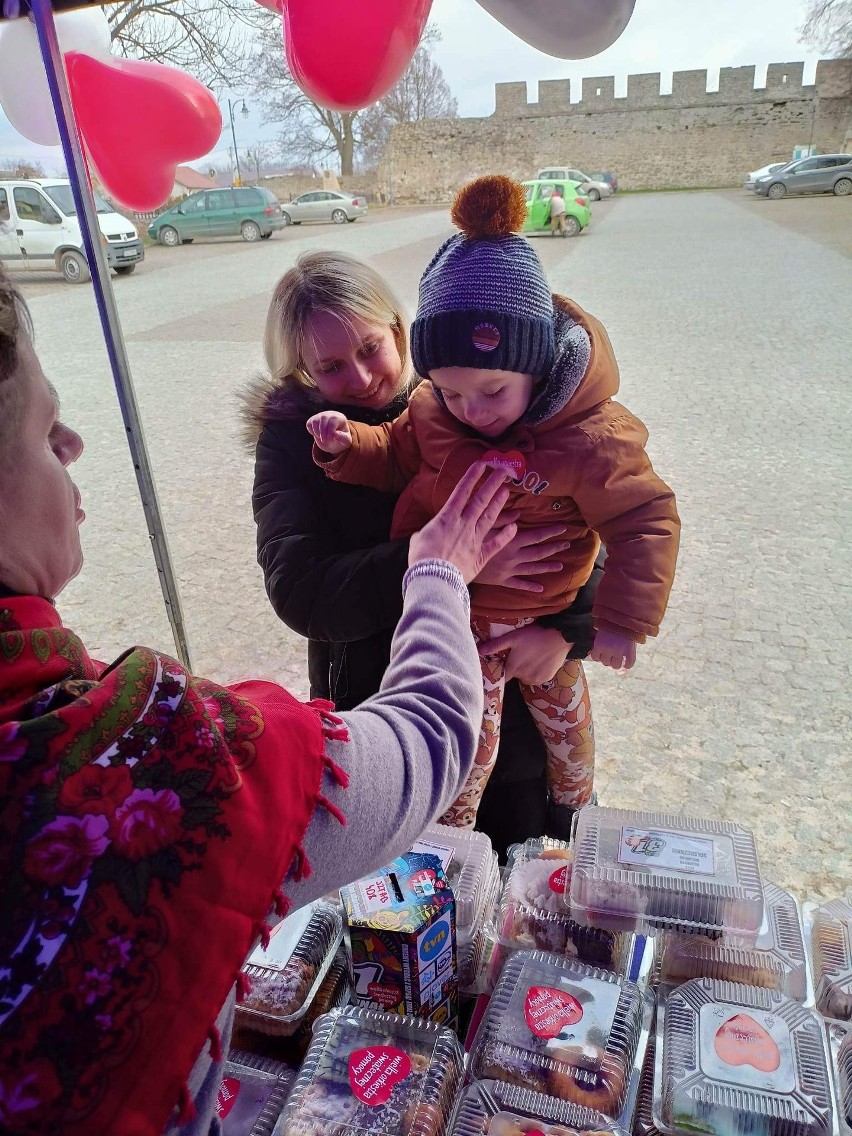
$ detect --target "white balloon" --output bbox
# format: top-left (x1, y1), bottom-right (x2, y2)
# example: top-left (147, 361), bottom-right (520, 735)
top-left (473, 0), bottom-right (636, 59)
top-left (0, 9), bottom-right (111, 146)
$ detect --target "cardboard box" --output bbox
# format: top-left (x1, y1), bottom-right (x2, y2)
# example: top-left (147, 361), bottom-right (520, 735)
top-left (341, 851), bottom-right (457, 1028)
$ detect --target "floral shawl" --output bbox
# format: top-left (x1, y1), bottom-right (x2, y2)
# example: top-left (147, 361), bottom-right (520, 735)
top-left (0, 596), bottom-right (348, 1135)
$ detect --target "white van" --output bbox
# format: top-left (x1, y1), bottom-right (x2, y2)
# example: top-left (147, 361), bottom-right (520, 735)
top-left (0, 178), bottom-right (144, 283)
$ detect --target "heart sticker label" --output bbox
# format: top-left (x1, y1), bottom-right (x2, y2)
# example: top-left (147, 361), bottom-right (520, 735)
top-left (483, 449), bottom-right (526, 480)
top-left (524, 985), bottom-right (584, 1038)
top-left (349, 1046), bottom-right (412, 1105)
top-left (714, 1014), bottom-right (781, 1072)
top-left (215, 1077), bottom-right (241, 1119)
top-left (548, 865), bottom-right (571, 894)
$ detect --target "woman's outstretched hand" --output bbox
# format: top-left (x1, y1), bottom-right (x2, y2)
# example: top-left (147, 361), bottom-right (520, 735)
top-left (409, 463), bottom-right (518, 585)
top-left (474, 522), bottom-right (571, 591)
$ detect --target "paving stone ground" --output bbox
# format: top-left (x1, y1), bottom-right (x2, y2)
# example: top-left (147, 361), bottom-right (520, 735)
top-left (17, 190), bottom-right (852, 901)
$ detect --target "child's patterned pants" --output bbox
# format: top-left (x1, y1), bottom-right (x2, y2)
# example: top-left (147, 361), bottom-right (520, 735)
top-left (440, 615), bottom-right (595, 828)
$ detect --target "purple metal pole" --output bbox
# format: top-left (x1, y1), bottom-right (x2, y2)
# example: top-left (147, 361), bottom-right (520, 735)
top-left (28, 0), bottom-right (192, 670)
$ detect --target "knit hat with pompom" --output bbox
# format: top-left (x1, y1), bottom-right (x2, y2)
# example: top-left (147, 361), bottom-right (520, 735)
top-left (411, 175), bottom-right (555, 378)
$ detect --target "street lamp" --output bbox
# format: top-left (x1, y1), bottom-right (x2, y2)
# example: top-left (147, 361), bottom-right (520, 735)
top-left (227, 98), bottom-right (249, 186)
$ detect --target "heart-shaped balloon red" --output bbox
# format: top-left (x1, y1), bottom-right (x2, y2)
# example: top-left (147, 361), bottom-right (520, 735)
top-left (65, 52), bottom-right (222, 212)
top-left (282, 0), bottom-right (433, 112)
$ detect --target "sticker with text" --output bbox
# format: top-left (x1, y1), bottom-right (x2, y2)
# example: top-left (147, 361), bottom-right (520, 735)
top-left (349, 1046), bottom-right (412, 1105)
top-left (524, 985), bottom-right (584, 1039)
top-left (483, 449), bottom-right (526, 480)
top-left (617, 826), bottom-right (716, 875)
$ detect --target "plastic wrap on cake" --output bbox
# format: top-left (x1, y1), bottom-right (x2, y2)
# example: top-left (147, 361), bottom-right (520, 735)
top-left (237, 900), bottom-right (343, 1037)
top-left (495, 838), bottom-right (629, 971)
top-left (570, 808), bottom-right (764, 941)
top-left (808, 896), bottom-right (852, 1023)
top-left (468, 950), bottom-right (648, 1122)
top-left (449, 1079), bottom-right (626, 1136)
top-left (274, 1005), bottom-right (464, 1136)
top-left (659, 882), bottom-right (808, 1000)
top-left (217, 1050), bottom-right (296, 1135)
top-left (654, 977), bottom-right (835, 1136)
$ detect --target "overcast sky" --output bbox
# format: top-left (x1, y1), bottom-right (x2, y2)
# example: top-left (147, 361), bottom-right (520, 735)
top-left (0, 0), bottom-right (822, 174)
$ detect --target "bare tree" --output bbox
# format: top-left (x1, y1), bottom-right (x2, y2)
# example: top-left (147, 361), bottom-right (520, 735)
top-left (244, 142), bottom-right (275, 183)
top-left (254, 23), bottom-right (457, 176)
top-left (107, 0), bottom-right (274, 88)
top-left (800, 0), bottom-right (852, 57)
top-left (14, 160), bottom-right (47, 178)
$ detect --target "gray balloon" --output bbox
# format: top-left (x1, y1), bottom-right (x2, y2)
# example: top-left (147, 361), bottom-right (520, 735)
top-left (473, 0), bottom-right (636, 59)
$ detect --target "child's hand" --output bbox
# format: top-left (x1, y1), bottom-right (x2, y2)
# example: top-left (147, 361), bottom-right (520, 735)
top-left (306, 411), bottom-right (352, 454)
top-left (590, 629), bottom-right (637, 672)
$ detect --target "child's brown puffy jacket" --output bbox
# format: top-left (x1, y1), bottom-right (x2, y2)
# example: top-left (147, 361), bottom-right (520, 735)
top-left (320, 296), bottom-right (680, 642)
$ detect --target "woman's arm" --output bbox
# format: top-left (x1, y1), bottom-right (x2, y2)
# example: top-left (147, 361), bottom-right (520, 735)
top-left (253, 421), bottom-right (410, 643)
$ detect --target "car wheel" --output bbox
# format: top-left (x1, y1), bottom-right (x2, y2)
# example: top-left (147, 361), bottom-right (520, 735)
top-left (159, 226), bottom-right (180, 247)
top-left (260, 231), bottom-right (272, 239)
top-left (181, 238), bottom-right (194, 244)
top-left (292, 220), bottom-right (302, 225)
top-left (767, 183), bottom-right (786, 200)
top-left (114, 265), bottom-right (136, 276)
top-left (834, 177), bottom-right (852, 197)
top-left (280, 211), bottom-right (291, 226)
top-left (331, 208), bottom-right (347, 224)
top-left (564, 216), bottom-right (581, 237)
top-left (589, 188), bottom-right (600, 201)
top-left (241, 221), bottom-right (262, 242)
top-left (60, 250), bottom-right (90, 284)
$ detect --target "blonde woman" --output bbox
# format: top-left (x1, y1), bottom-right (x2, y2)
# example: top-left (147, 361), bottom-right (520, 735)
top-left (244, 250), bottom-right (601, 851)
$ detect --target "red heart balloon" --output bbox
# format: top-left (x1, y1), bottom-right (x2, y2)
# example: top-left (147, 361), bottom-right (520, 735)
top-left (65, 52), bottom-right (222, 212)
top-left (282, 0), bottom-right (433, 112)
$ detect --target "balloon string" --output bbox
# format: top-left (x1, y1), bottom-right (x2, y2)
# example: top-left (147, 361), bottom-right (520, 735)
top-left (3, 0), bottom-right (22, 18)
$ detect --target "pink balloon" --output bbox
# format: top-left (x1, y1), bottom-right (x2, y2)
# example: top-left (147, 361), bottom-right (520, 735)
top-left (282, 0), bottom-right (433, 112)
top-left (252, 0), bottom-right (282, 11)
top-left (66, 53), bottom-right (222, 212)
top-left (473, 0), bottom-right (636, 59)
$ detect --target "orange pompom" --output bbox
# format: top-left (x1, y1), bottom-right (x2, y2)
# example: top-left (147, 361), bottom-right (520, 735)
top-left (451, 175), bottom-right (527, 239)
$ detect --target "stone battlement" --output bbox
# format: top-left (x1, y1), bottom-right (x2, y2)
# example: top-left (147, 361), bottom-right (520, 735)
top-left (494, 59), bottom-right (849, 115)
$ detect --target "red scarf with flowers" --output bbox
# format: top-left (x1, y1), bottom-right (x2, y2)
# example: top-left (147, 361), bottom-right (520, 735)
top-left (0, 596), bottom-right (348, 1136)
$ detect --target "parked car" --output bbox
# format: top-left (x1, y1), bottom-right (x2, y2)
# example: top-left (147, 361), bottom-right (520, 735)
top-left (536, 167), bottom-right (612, 201)
top-left (0, 178), bottom-right (143, 283)
top-left (754, 154), bottom-right (852, 199)
top-left (522, 180), bottom-right (591, 236)
top-left (590, 171), bottom-right (618, 193)
top-left (279, 190), bottom-right (368, 225)
top-left (743, 162), bottom-right (787, 191)
top-left (147, 186), bottom-right (285, 246)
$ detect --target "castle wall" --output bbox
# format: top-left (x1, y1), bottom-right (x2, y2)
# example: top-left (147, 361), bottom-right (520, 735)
top-left (379, 59), bottom-right (852, 203)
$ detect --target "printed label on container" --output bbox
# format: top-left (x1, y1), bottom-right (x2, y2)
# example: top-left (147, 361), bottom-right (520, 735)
top-left (360, 875), bottom-right (395, 912)
top-left (497, 971), bottom-right (621, 1055)
top-left (618, 827), bottom-right (716, 876)
top-left (245, 903), bottom-right (313, 969)
top-left (698, 1002), bottom-right (796, 1093)
top-left (411, 839), bottom-right (456, 872)
top-left (549, 865), bottom-right (571, 894)
top-left (349, 1046), bottom-right (412, 1106)
top-left (216, 1075), bottom-right (274, 1131)
top-left (524, 986), bottom-right (584, 1038)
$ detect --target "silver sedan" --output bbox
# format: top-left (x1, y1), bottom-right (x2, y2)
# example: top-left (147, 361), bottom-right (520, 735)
top-left (279, 190), bottom-right (368, 225)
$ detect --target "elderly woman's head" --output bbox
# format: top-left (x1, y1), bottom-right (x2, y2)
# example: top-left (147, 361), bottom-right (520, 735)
top-left (0, 265), bottom-right (84, 599)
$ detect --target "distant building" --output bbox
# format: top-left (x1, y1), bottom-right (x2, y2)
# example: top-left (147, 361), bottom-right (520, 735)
top-left (172, 166), bottom-right (217, 197)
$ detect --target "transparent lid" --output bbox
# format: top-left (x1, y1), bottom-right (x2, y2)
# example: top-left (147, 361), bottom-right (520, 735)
top-left (632, 1035), bottom-right (660, 1136)
top-left (449, 1080), bottom-right (622, 1136)
top-left (217, 1051), bottom-right (296, 1136)
top-left (275, 1005), bottom-right (464, 1136)
top-left (295, 947), bottom-right (352, 1047)
top-left (498, 838), bottom-right (629, 972)
top-left (831, 1026), bottom-right (849, 1131)
top-left (654, 978), bottom-right (834, 1136)
top-left (570, 808), bottom-right (764, 939)
top-left (468, 950), bottom-right (645, 1121)
top-left (237, 900), bottom-right (344, 1036)
top-left (810, 895), bottom-right (852, 1022)
top-left (413, 826), bottom-right (498, 934)
top-left (659, 882), bottom-right (808, 1000)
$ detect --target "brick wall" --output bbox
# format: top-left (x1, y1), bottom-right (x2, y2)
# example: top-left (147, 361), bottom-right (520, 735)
top-left (379, 59), bottom-right (852, 203)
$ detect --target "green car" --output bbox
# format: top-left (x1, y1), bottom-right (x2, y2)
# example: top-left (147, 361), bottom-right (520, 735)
top-left (147, 186), bottom-right (285, 246)
top-left (522, 179), bottom-right (591, 236)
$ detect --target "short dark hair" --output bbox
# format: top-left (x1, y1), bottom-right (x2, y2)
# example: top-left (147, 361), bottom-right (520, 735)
top-left (0, 261), bottom-right (33, 465)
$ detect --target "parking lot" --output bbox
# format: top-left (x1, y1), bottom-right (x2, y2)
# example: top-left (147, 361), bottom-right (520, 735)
top-left (16, 188), bottom-right (852, 900)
